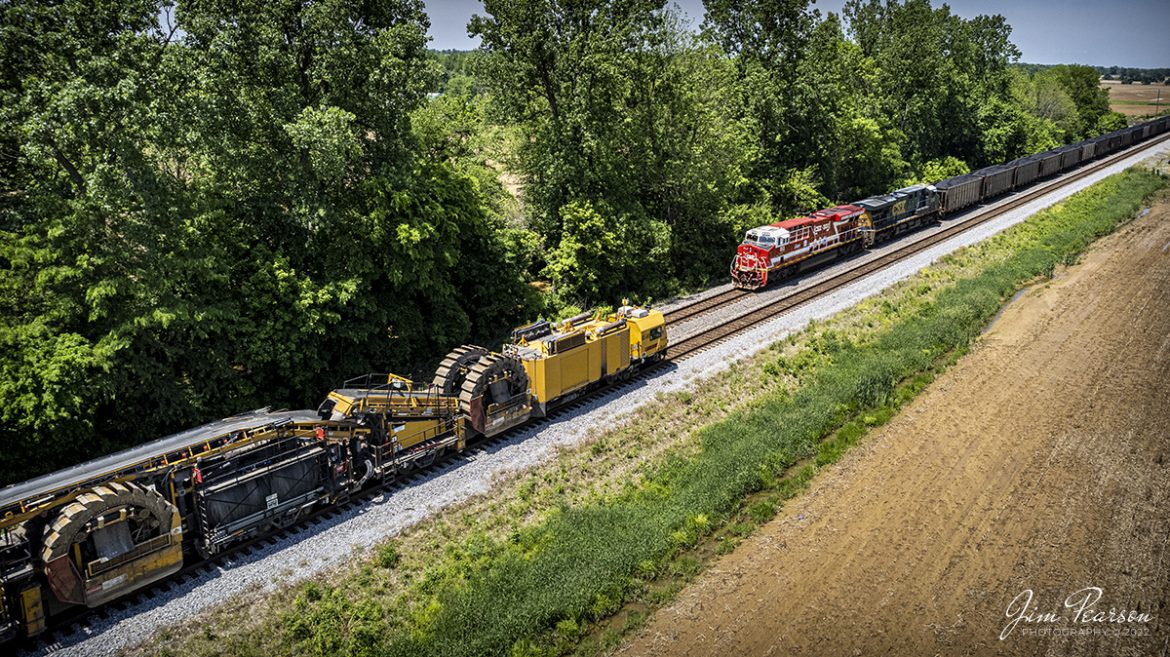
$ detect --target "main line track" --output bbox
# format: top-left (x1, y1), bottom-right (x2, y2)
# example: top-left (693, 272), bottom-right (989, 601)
top-left (23, 132), bottom-right (1170, 655)
top-left (666, 132), bottom-right (1170, 359)
top-left (663, 288), bottom-right (749, 324)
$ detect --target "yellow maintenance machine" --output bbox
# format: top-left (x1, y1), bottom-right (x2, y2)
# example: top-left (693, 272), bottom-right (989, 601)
top-left (316, 373), bottom-right (465, 469)
top-left (325, 303), bottom-right (668, 440)
top-left (0, 410), bottom-right (375, 640)
top-left (504, 304), bottom-right (668, 418)
top-left (0, 303), bottom-right (664, 641)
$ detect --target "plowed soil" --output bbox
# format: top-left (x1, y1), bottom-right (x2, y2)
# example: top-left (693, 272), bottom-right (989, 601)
top-left (620, 199), bottom-right (1170, 657)
top-left (1103, 79), bottom-right (1168, 117)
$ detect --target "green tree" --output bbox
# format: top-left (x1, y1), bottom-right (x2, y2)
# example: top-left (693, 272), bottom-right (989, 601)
top-left (472, 2), bottom-right (757, 300)
top-left (1010, 64), bottom-right (1116, 144)
top-left (976, 97), bottom-right (1034, 165)
top-left (0, 0), bottom-right (203, 479)
top-left (899, 156), bottom-right (969, 186)
top-left (470, 0), bottom-right (669, 237)
top-left (702, 0), bottom-right (819, 210)
top-left (1095, 111), bottom-right (1128, 134)
top-left (545, 201), bottom-right (632, 303)
top-left (843, 0), bottom-right (1020, 167)
top-left (0, 0), bottom-right (537, 484)
top-left (795, 12), bottom-right (906, 200)
top-left (1049, 64), bottom-right (1111, 137)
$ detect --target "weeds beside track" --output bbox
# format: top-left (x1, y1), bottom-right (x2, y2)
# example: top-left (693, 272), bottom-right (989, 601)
top-left (663, 132), bottom-right (1170, 334)
top-left (139, 167), bottom-right (1168, 657)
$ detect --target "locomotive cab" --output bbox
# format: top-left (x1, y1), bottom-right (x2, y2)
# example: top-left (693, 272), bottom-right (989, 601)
top-left (742, 226), bottom-right (788, 249)
top-left (737, 225), bottom-right (788, 268)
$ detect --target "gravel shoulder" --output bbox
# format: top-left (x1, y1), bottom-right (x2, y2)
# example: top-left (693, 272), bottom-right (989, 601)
top-left (619, 193), bottom-right (1170, 656)
top-left (29, 142), bottom-right (1170, 657)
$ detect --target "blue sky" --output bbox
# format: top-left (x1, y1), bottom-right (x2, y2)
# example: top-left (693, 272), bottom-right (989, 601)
top-left (424, 0), bottom-right (1170, 68)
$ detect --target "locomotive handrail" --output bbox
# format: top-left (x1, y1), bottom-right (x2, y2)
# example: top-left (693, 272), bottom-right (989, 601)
top-left (1, 112), bottom-right (1167, 643)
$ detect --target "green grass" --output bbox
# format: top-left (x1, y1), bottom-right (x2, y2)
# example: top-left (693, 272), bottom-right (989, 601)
top-left (151, 168), bottom-right (1168, 657)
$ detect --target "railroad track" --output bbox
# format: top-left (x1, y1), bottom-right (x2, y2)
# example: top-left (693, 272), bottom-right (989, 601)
top-left (664, 288), bottom-right (749, 324)
top-left (19, 365), bottom-right (656, 654)
top-left (668, 132), bottom-right (1170, 360)
top-left (24, 132), bottom-right (1169, 655)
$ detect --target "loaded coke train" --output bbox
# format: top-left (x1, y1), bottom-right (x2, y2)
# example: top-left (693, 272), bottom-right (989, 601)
top-left (732, 115), bottom-right (1170, 290)
top-left (0, 305), bottom-right (666, 642)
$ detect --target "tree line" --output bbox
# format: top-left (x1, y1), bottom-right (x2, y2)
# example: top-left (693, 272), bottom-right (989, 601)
top-left (0, 0), bottom-right (1130, 485)
top-left (1096, 65), bottom-right (1170, 85)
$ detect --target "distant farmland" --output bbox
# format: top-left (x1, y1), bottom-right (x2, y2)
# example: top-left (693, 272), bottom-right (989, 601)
top-left (1102, 79), bottom-right (1169, 117)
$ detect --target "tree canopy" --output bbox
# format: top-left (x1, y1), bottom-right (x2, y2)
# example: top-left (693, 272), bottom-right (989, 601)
top-left (0, 0), bottom-right (537, 483)
top-left (0, 0), bottom-right (1135, 485)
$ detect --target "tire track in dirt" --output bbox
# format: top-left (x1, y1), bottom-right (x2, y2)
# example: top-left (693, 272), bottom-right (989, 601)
top-left (619, 198), bottom-right (1170, 657)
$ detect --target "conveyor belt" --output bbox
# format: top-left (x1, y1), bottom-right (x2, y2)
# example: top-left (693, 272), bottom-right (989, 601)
top-left (330, 388), bottom-right (451, 401)
top-left (0, 409), bottom-right (320, 514)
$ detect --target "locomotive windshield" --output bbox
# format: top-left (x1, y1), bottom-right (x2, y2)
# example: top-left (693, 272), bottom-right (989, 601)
top-left (744, 231), bottom-right (778, 248)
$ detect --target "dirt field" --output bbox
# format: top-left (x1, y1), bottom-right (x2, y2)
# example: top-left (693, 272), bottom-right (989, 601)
top-left (619, 198), bottom-right (1170, 656)
top-left (1103, 79), bottom-right (1169, 117)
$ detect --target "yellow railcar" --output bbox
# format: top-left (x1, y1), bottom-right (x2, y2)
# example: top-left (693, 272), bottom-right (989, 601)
top-left (0, 303), bottom-right (665, 642)
top-left (506, 305), bottom-right (666, 414)
top-left (318, 374), bottom-right (464, 454)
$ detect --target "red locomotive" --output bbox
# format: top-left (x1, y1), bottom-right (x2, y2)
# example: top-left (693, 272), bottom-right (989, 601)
top-left (731, 204), bottom-right (865, 290)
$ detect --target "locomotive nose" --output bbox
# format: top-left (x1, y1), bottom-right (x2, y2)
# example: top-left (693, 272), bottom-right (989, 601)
top-left (737, 244), bottom-right (766, 268)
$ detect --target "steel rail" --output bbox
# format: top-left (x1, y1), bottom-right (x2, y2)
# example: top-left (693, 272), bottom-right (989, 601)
top-left (668, 132), bottom-right (1170, 360)
top-left (18, 130), bottom-right (1170, 652)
